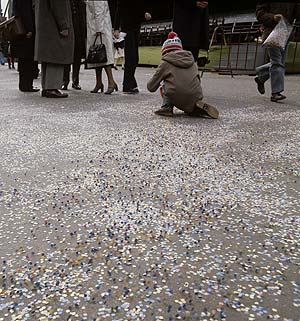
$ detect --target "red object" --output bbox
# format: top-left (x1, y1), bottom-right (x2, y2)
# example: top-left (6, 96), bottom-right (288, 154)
top-left (168, 31), bottom-right (178, 39)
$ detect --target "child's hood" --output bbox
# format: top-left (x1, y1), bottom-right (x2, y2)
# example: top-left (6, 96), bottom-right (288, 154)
top-left (162, 50), bottom-right (195, 68)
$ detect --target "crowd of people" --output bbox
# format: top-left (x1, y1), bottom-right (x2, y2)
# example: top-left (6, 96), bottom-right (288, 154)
top-left (1, 0), bottom-right (299, 116)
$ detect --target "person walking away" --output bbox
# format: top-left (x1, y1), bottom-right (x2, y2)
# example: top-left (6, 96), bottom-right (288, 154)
top-left (86, 0), bottom-right (118, 94)
top-left (11, 0), bottom-right (39, 92)
top-left (62, 0), bottom-right (86, 91)
top-left (7, 43), bottom-right (15, 69)
top-left (147, 32), bottom-right (219, 118)
top-left (255, 0), bottom-right (300, 102)
top-left (173, 0), bottom-right (209, 62)
top-left (113, 0), bottom-right (152, 94)
top-left (34, 0), bottom-right (74, 98)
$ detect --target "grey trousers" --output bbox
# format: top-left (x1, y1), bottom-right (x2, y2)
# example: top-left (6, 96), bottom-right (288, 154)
top-left (41, 62), bottom-right (64, 90)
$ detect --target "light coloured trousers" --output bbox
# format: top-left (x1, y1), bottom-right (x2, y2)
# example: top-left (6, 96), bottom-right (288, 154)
top-left (256, 43), bottom-right (289, 94)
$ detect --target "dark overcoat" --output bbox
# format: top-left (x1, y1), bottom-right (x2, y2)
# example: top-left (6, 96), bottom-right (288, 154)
top-left (173, 0), bottom-right (209, 51)
top-left (34, 0), bottom-right (74, 64)
top-left (11, 0), bottom-right (35, 59)
top-left (70, 0), bottom-right (86, 59)
top-left (113, 0), bottom-right (151, 32)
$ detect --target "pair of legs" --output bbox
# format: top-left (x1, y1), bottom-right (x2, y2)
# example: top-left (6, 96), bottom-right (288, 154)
top-left (91, 65), bottom-right (118, 94)
top-left (18, 58), bottom-right (39, 92)
top-left (114, 57), bottom-right (124, 69)
top-left (0, 51), bottom-right (5, 65)
top-left (256, 44), bottom-right (288, 101)
top-left (123, 29), bottom-right (140, 93)
top-left (63, 55), bottom-right (82, 89)
top-left (41, 62), bottom-right (67, 98)
top-left (7, 56), bottom-right (15, 69)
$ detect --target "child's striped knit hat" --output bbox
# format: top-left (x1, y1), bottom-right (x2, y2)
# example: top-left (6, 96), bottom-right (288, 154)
top-left (161, 32), bottom-right (183, 55)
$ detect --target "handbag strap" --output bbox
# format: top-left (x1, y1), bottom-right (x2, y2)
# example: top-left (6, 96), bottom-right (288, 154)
top-left (3, 0), bottom-right (12, 17)
top-left (93, 33), bottom-right (103, 46)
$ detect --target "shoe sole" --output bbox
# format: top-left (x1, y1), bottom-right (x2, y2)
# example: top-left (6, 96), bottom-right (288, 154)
top-left (154, 110), bottom-right (173, 117)
top-left (195, 101), bottom-right (219, 119)
top-left (123, 91), bottom-right (139, 94)
top-left (270, 96), bottom-right (286, 102)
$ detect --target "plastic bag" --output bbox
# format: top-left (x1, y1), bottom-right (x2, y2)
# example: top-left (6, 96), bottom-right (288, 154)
top-left (263, 17), bottom-right (293, 49)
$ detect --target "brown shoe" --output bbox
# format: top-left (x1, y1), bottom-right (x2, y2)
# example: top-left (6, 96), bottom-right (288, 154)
top-left (154, 106), bottom-right (174, 117)
top-left (42, 89), bottom-right (68, 98)
top-left (194, 100), bottom-right (219, 119)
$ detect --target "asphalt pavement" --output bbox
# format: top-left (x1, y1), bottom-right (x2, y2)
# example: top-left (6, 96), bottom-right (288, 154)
top-left (0, 65), bottom-right (299, 321)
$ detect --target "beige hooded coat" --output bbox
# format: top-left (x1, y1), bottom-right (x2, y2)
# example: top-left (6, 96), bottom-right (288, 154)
top-left (147, 50), bottom-right (203, 113)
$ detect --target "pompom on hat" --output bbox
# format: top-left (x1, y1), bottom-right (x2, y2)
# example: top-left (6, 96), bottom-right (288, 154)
top-left (161, 32), bottom-right (183, 55)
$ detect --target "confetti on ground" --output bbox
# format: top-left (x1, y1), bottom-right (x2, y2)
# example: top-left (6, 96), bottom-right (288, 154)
top-left (0, 68), bottom-right (299, 321)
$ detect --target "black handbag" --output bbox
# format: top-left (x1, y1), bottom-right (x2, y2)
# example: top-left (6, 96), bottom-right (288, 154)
top-left (0, 16), bottom-right (26, 41)
top-left (86, 34), bottom-right (107, 65)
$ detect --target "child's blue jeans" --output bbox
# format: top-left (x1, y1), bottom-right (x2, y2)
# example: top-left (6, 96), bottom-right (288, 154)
top-left (256, 42), bottom-right (289, 94)
top-left (161, 84), bottom-right (174, 109)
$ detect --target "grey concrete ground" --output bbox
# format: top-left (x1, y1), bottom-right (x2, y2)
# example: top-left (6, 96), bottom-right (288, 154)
top-left (0, 65), bottom-right (299, 321)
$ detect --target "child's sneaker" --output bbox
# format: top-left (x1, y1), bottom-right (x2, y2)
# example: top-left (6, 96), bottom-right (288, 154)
top-left (154, 105), bottom-right (173, 117)
top-left (194, 100), bottom-right (219, 119)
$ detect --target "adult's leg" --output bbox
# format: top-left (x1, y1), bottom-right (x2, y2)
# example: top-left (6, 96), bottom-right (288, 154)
top-left (72, 55), bottom-right (81, 86)
top-left (41, 62), bottom-right (47, 90)
top-left (91, 67), bottom-right (104, 93)
top-left (18, 58), bottom-right (31, 91)
top-left (43, 63), bottom-right (64, 90)
top-left (183, 46), bottom-right (200, 62)
top-left (63, 64), bottom-right (71, 87)
top-left (123, 29), bottom-right (139, 91)
top-left (0, 52), bottom-right (5, 65)
top-left (104, 65), bottom-right (118, 94)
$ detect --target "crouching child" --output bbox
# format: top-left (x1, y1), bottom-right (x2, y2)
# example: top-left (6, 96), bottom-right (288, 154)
top-left (147, 32), bottom-right (219, 118)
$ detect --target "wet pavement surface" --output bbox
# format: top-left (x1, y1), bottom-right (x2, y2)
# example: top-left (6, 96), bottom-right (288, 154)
top-left (0, 66), bottom-right (300, 321)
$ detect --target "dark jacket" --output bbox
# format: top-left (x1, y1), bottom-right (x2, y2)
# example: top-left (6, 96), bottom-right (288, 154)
top-left (113, 0), bottom-right (150, 32)
top-left (108, 0), bottom-right (117, 23)
top-left (173, 0), bottom-right (209, 50)
top-left (70, 0), bottom-right (86, 59)
top-left (34, 0), bottom-right (74, 64)
top-left (256, 0), bottom-right (300, 40)
top-left (11, 0), bottom-right (35, 59)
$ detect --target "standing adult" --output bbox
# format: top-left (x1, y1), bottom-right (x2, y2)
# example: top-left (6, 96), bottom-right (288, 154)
top-left (173, 0), bottom-right (209, 62)
top-left (113, 0), bottom-right (152, 94)
top-left (62, 0), bottom-right (86, 91)
top-left (11, 0), bottom-right (39, 92)
top-left (85, 0), bottom-right (118, 94)
top-left (255, 0), bottom-right (300, 102)
top-left (34, 0), bottom-right (74, 98)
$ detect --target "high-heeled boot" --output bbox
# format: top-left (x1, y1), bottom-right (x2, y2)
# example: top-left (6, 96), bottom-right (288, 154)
top-left (105, 82), bottom-right (118, 95)
top-left (91, 67), bottom-right (104, 93)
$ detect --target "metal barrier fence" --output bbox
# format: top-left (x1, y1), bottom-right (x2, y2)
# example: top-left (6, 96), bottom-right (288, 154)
top-left (140, 22), bottom-right (300, 75)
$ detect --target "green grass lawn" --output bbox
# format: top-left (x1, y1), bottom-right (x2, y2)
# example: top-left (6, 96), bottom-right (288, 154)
top-left (139, 43), bottom-right (300, 72)
top-left (286, 42), bottom-right (300, 72)
top-left (139, 46), bottom-right (227, 66)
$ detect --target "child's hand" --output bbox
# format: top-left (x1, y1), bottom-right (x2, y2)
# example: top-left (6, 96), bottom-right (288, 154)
top-left (196, 1), bottom-right (208, 9)
top-left (274, 14), bottom-right (282, 23)
top-left (145, 12), bottom-right (152, 21)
